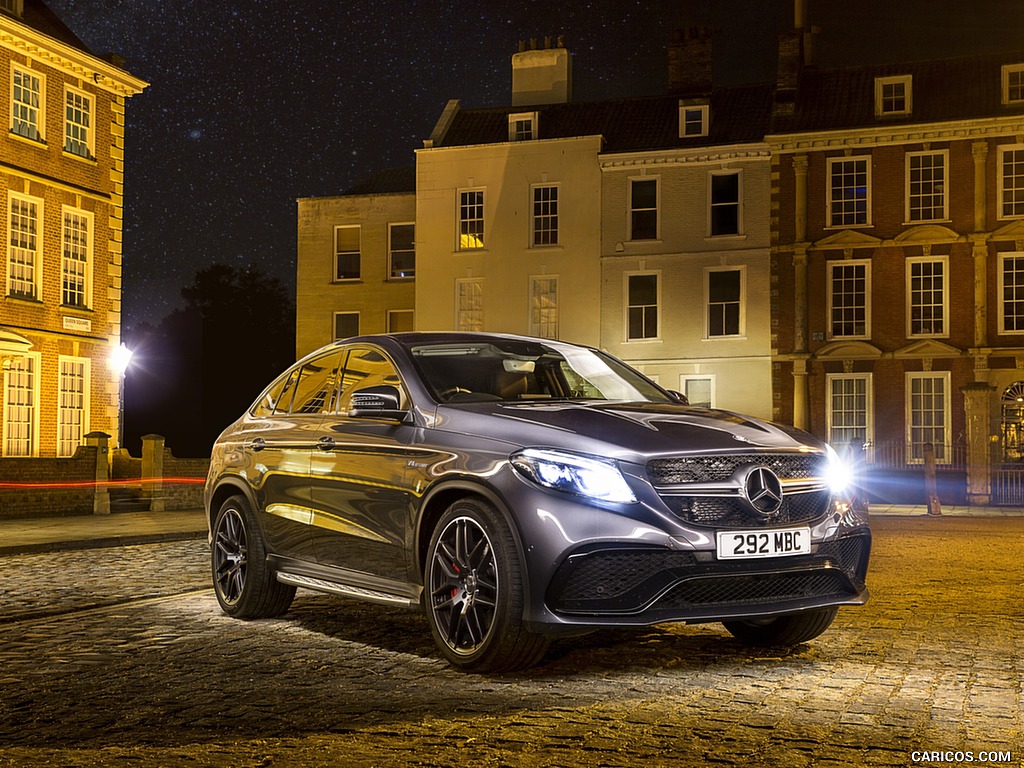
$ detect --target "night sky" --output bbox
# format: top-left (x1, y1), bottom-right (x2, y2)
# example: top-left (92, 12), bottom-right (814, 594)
top-left (41, 0), bottom-right (1024, 329)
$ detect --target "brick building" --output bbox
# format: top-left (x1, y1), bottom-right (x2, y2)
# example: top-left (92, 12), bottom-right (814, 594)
top-left (0, 0), bottom-right (145, 457)
top-left (768, 20), bottom-right (1024, 503)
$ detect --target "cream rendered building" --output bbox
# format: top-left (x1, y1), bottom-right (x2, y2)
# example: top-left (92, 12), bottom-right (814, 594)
top-left (295, 168), bottom-right (415, 358)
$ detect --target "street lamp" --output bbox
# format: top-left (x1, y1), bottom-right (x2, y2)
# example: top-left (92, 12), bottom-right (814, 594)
top-left (110, 342), bottom-right (133, 448)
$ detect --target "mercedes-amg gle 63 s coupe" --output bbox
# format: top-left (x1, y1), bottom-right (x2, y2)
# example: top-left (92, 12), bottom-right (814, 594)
top-left (206, 332), bottom-right (870, 672)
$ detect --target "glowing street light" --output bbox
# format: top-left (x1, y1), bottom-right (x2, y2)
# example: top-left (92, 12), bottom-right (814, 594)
top-left (110, 342), bottom-right (133, 448)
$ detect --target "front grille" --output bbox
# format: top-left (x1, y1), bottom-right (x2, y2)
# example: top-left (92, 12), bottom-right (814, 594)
top-left (647, 453), bottom-right (827, 485)
top-left (661, 489), bottom-right (831, 527)
top-left (557, 550), bottom-right (697, 602)
top-left (658, 570), bottom-right (852, 609)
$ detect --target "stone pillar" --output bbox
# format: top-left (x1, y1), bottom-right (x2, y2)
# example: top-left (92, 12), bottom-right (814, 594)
top-left (793, 154), bottom-right (808, 243)
top-left (142, 433), bottom-right (165, 513)
top-left (972, 141), bottom-right (988, 234)
top-left (85, 431), bottom-right (111, 515)
top-left (972, 236), bottom-right (989, 349)
top-left (961, 382), bottom-right (995, 506)
top-left (792, 357), bottom-right (810, 431)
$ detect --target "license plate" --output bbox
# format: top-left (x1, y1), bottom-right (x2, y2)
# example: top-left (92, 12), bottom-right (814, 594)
top-left (716, 527), bottom-right (811, 560)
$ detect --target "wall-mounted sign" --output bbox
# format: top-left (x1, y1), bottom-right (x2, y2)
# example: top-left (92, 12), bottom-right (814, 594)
top-left (63, 316), bottom-right (92, 333)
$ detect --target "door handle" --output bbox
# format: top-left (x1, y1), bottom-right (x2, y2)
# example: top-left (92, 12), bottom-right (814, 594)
top-left (317, 436), bottom-right (336, 451)
top-left (249, 437), bottom-right (266, 452)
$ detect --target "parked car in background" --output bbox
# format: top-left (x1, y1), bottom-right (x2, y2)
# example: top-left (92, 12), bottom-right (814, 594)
top-left (205, 332), bottom-right (870, 672)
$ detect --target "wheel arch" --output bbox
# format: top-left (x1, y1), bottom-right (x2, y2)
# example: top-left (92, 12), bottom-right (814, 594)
top-left (207, 476), bottom-right (260, 533)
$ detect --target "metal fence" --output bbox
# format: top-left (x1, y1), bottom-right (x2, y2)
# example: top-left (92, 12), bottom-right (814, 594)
top-left (991, 466), bottom-right (1024, 506)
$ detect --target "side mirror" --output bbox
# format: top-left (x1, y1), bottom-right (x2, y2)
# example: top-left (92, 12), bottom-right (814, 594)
top-left (667, 390), bottom-right (690, 405)
top-left (349, 385), bottom-right (410, 421)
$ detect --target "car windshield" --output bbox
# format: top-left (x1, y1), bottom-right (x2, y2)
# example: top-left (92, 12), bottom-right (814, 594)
top-left (409, 339), bottom-right (674, 404)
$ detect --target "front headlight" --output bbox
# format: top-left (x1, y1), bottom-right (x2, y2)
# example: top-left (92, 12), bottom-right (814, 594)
top-left (824, 444), bottom-right (853, 495)
top-left (510, 448), bottom-right (638, 504)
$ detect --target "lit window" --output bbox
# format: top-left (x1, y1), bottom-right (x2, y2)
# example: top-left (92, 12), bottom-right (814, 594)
top-left (829, 260), bottom-right (870, 338)
top-left (64, 86), bottom-right (93, 159)
top-left (1002, 64), bottom-right (1024, 104)
top-left (389, 223), bottom-right (415, 279)
top-left (629, 178), bottom-right (658, 240)
top-left (3, 353), bottom-right (37, 457)
top-left (11, 66), bottom-right (42, 142)
top-left (828, 157), bottom-right (871, 227)
top-left (827, 374), bottom-right (873, 453)
top-left (58, 357), bottom-right (89, 457)
top-left (999, 145), bottom-right (1024, 219)
top-left (530, 276), bottom-right (558, 339)
top-left (334, 226), bottom-right (360, 280)
top-left (8, 193), bottom-right (41, 299)
top-left (626, 272), bottom-right (659, 341)
top-left (62, 208), bottom-right (91, 307)
top-left (706, 268), bottom-right (744, 337)
top-left (458, 190), bottom-right (485, 250)
top-left (875, 75), bottom-right (912, 116)
top-left (532, 185), bottom-right (558, 246)
top-left (906, 372), bottom-right (950, 464)
top-left (709, 171), bottom-right (740, 236)
top-left (907, 257), bottom-right (946, 337)
top-left (906, 151), bottom-right (946, 222)
top-left (456, 278), bottom-right (484, 331)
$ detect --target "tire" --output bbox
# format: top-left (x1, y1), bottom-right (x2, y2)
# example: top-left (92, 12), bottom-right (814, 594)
top-left (211, 494), bottom-right (295, 619)
top-left (425, 497), bottom-right (549, 672)
top-left (722, 607), bottom-right (838, 647)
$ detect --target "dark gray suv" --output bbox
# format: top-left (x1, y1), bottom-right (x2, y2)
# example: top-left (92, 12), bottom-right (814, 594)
top-left (205, 332), bottom-right (870, 672)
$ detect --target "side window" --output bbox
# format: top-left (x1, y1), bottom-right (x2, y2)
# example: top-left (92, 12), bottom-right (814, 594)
top-left (290, 352), bottom-right (343, 414)
top-left (337, 347), bottom-right (407, 412)
top-left (251, 368), bottom-right (299, 417)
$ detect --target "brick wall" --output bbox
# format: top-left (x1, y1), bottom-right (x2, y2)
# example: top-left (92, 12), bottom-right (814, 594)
top-left (0, 446), bottom-right (97, 519)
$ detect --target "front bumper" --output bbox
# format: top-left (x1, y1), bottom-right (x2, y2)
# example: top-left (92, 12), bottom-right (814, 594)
top-left (543, 528), bottom-right (870, 626)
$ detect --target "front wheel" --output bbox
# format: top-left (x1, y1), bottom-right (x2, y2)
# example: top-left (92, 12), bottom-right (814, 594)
top-left (211, 494), bottom-right (295, 618)
top-left (424, 498), bottom-right (549, 672)
top-left (722, 607), bottom-right (838, 647)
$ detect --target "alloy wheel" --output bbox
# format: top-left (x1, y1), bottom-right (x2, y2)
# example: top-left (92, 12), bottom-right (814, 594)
top-left (213, 506), bottom-right (248, 605)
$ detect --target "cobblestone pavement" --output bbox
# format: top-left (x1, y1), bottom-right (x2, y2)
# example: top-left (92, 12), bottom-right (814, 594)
top-left (0, 516), bottom-right (1021, 767)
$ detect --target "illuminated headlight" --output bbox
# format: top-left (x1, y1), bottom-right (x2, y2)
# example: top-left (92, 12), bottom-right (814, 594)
top-left (510, 449), bottom-right (638, 504)
top-left (824, 444), bottom-right (853, 495)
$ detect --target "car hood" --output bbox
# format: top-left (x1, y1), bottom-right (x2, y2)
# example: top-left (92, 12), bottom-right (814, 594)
top-left (433, 401), bottom-right (825, 463)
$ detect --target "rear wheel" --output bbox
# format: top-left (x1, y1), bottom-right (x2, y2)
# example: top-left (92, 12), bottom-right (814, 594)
top-left (722, 607), bottom-right (838, 647)
top-left (425, 497), bottom-right (549, 672)
top-left (211, 494), bottom-right (295, 618)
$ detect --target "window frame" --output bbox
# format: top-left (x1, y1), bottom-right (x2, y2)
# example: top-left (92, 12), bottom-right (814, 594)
top-left (628, 176), bottom-right (659, 241)
top-left (529, 274), bottom-right (559, 339)
top-left (998, 252), bottom-right (1024, 334)
top-left (61, 206), bottom-right (93, 308)
top-left (333, 311), bottom-right (359, 340)
top-left (678, 103), bottom-right (709, 138)
top-left (57, 356), bottom-right (90, 458)
top-left (63, 84), bottom-right (94, 159)
top-left (905, 150), bottom-right (948, 223)
top-left (386, 309), bottom-right (414, 333)
top-left (827, 156), bottom-right (871, 228)
top-left (10, 64), bottom-right (44, 143)
top-left (705, 265), bottom-right (746, 339)
top-left (508, 111), bottom-right (538, 142)
top-left (998, 144), bottom-right (1024, 221)
top-left (825, 373), bottom-right (874, 454)
top-left (457, 188), bottom-right (485, 250)
top-left (388, 222), bottom-right (415, 280)
top-left (827, 259), bottom-right (872, 340)
top-left (455, 277), bottom-right (484, 332)
top-left (531, 183), bottom-right (559, 247)
top-left (333, 225), bottom-right (361, 281)
top-left (624, 270), bottom-right (661, 342)
top-left (905, 371), bottom-right (952, 465)
top-left (7, 191), bottom-right (43, 301)
top-left (679, 374), bottom-right (715, 409)
top-left (906, 255), bottom-right (948, 338)
top-left (1002, 64), bottom-right (1024, 105)
top-left (874, 75), bottom-right (912, 117)
top-left (708, 169), bottom-right (742, 237)
top-left (3, 351), bottom-right (40, 457)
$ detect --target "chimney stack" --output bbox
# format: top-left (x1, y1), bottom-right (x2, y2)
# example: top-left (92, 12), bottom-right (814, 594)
top-left (667, 27), bottom-right (713, 97)
top-left (512, 35), bottom-right (572, 106)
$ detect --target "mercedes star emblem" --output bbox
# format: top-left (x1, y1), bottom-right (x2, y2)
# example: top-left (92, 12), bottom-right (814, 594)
top-left (741, 466), bottom-right (784, 516)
